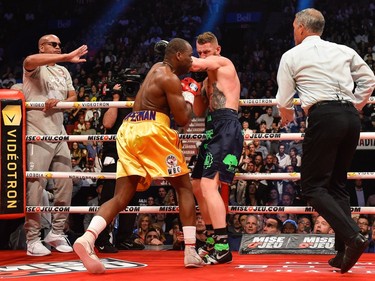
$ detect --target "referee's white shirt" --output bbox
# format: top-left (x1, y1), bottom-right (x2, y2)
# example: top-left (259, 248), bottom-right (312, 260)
top-left (276, 35), bottom-right (375, 118)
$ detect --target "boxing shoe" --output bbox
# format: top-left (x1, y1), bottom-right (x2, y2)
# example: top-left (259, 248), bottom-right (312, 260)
top-left (184, 246), bottom-right (204, 268)
top-left (44, 231), bottom-right (73, 252)
top-left (74, 236), bottom-right (105, 274)
top-left (341, 233), bottom-right (369, 274)
top-left (203, 248), bottom-right (232, 265)
top-left (197, 236), bottom-right (215, 258)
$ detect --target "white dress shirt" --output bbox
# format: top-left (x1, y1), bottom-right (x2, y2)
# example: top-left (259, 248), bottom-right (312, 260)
top-left (276, 35), bottom-right (375, 120)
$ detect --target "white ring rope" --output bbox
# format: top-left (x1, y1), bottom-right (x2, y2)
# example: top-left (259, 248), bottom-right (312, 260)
top-left (24, 205), bottom-right (375, 214)
top-left (26, 171), bottom-right (375, 181)
top-left (25, 97), bottom-right (375, 109)
top-left (25, 132), bottom-right (375, 142)
top-left (24, 99), bottom-right (375, 216)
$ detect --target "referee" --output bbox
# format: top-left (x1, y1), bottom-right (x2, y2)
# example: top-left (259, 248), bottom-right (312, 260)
top-left (276, 8), bottom-right (375, 273)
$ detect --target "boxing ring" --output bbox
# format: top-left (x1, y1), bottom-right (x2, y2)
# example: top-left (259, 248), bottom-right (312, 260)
top-left (1, 95), bottom-right (375, 280)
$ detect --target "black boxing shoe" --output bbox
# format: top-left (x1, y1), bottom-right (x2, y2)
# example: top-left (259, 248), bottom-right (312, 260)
top-left (341, 233), bottom-right (369, 274)
top-left (328, 251), bottom-right (344, 268)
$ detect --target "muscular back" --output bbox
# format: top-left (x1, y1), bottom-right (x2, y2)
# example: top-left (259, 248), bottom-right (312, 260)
top-left (133, 62), bottom-right (192, 127)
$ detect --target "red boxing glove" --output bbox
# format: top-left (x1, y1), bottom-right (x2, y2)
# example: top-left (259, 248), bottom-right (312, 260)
top-left (181, 77), bottom-right (201, 96)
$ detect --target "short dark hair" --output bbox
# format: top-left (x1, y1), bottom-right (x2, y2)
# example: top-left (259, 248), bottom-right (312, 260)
top-left (164, 38), bottom-right (189, 58)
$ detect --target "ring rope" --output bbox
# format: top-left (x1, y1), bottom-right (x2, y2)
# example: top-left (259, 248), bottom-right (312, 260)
top-left (25, 97), bottom-right (375, 109)
top-left (25, 171), bottom-right (375, 181)
top-left (25, 132), bottom-right (375, 142)
top-left (25, 205), bottom-right (374, 214)
top-left (24, 100), bottom-right (375, 217)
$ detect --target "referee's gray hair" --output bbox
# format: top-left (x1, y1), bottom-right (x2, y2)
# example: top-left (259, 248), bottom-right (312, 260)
top-left (295, 8), bottom-right (325, 35)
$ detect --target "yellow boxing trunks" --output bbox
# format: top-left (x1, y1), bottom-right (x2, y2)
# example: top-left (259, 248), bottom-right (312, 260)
top-left (116, 110), bottom-right (190, 191)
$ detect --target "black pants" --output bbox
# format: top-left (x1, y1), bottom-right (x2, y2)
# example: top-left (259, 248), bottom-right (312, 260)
top-left (301, 102), bottom-right (361, 251)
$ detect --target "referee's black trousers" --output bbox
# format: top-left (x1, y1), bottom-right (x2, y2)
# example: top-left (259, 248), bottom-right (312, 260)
top-left (301, 102), bottom-right (361, 251)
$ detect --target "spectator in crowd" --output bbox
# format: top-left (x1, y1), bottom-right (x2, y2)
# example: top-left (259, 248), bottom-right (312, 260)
top-left (168, 220), bottom-right (185, 250)
top-left (243, 215), bottom-right (262, 234)
top-left (144, 228), bottom-right (164, 246)
top-left (288, 147), bottom-right (301, 169)
top-left (245, 181), bottom-right (259, 206)
top-left (276, 213), bottom-right (289, 223)
top-left (238, 214), bottom-right (248, 231)
top-left (155, 186), bottom-right (168, 206)
top-left (253, 139), bottom-right (269, 160)
top-left (238, 108), bottom-right (256, 130)
top-left (313, 215), bottom-right (334, 234)
top-left (71, 157), bottom-right (83, 198)
top-left (133, 214), bottom-right (152, 246)
top-left (70, 141), bottom-right (84, 168)
top-left (348, 179), bottom-right (373, 207)
top-left (275, 143), bottom-right (291, 170)
top-left (282, 219), bottom-right (298, 234)
top-left (80, 120), bottom-right (97, 159)
top-left (262, 154), bottom-right (278, 174)
top-left (280, 192), bottom-right (294, 207)
top-left (265, 188), bottom-right (281, 206)
top-left (357, 215), bottom-right (370, 240)
top-left (253, 154), bottom-right (264, 173)
top-left (232, 180), bottom-right (247, 206)
top-left (262, 216), bottom-right (283, 234)
top-left (288, 138), bottom-right (303, 157)
top-left (23, 34), bottom-right (87, 256)
top-left (241, 120), bottom-right (253, 145)
top-left (256, 106), bottom-right (274, 130)
top-left (150, 223), bottom-right (167, 244)
top-left (73, 113), bottom-right (86, 135)
top-left (147, 196), bottom-right (156, 206)
top-left (297, 215), bottom-right (313, 234)
top-left (227, 214), bottom-right (243, 234)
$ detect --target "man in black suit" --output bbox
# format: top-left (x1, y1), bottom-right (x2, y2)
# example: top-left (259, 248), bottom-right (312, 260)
top-left (348, 179), bottom-right (372, 207)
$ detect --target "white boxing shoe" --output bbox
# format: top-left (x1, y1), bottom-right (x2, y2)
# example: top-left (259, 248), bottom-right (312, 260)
top-left (184, 246), bottom-right (205, 268)
top-left (73, 236), bottom-right (105, 274)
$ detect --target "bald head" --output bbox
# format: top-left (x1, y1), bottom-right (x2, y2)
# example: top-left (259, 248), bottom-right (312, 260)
top-left (38, 34), bottom-right (61, 53)
top-left (38, 34), bottom-right (59, 47)
top-left (164, 38), bottom-right (191, 58)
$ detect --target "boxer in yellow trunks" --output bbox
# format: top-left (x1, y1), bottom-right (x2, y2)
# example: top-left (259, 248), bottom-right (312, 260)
top-left (73, 38), bottom-right (203, 273)
top-left (116, 110), bottom-right (190, 191)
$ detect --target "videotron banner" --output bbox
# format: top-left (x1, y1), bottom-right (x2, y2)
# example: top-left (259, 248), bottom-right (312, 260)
top-left (239, 234), bottom-right (336, 255)
top-left (0, 90), bottom-right (26, 219)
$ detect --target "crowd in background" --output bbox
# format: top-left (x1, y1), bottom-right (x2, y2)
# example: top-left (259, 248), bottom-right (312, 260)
top-left (1, 0), bottom-right (375, 250)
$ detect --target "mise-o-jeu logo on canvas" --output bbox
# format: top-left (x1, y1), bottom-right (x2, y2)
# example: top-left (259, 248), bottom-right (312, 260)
top-left (0, 258), bottom-right (146, 278)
